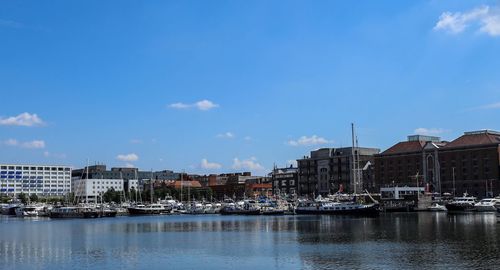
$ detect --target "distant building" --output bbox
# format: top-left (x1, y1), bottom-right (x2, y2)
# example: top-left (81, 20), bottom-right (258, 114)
top-left (72, 165), bottom-right (179, 193)
top-left (72, 177), bottom-right (125, 203)
top-left (374, 130), bottom-right (500, 198)
top-left (297, 147), bottom-right (380, 196)
top-left (0, 164), bottom-right (71, 197)
top-left (270, 165), bottom-right (298, 196)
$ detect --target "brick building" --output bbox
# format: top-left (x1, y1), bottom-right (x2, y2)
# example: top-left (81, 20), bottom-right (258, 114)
top-left (375, 130), bottom-right (500, 198)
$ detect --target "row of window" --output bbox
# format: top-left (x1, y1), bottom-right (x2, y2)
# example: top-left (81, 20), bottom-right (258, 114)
top-left (0, 166), bottom-right (70, 171)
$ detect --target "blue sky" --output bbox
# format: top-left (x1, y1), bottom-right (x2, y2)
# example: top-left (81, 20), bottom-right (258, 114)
top-left (1, 0), bottom-right (500, 175)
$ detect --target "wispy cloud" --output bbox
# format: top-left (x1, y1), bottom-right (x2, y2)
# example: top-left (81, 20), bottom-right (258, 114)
top-left (434, 5), bottom-right (500, 36)
top-left (116, 153), bottom-right (139, 162)
top-left (287, 135), bottom-right (332, 146)
top-left (473, 102), bottom-right (500, 110)
top-left (169, 99), bottom-right (219, 111)
top-left (43, 151), bottom-right (66, 159)
top-left (0, 19), bottom-right (23, 29)
top-left (216, 132), bottom-right (234, 139)
top-left (232, 157), bottom-right (265, 172)
top-left (129, 139), bottom-right (143, 144)
top-left (201, 158), bottom-right (222, 169)
top-left (0, 112), bottom-right (45, 127)
top-left (3, 139), bottom-right (46, 149)
top-left (414, 128), bottom-right (448, 136)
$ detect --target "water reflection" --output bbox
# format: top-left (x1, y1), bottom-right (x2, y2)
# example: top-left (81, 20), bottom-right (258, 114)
top-left (0, 213), bottom-right (499, 270)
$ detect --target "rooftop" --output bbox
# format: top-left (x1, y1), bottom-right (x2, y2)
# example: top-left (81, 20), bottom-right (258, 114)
top-left (444, 130), bottom-right (500, 148)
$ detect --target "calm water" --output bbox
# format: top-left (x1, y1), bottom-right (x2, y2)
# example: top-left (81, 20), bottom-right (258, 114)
top-left (1, 213), bottom-right (499, 270)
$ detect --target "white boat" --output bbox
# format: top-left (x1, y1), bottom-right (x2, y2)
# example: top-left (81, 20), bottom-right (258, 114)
top-left (427, 203), bottom-right (447, 212)
top-left (15, 205), bottom-right (47, 217)
top-left (474, 198), bottom-right (498, 212)
top-left (295, 200), bottom-right (379, 216)
top-left (127, 204), bottom-right (171, 215)
top-left (445, 193), bottom-right (477, 212)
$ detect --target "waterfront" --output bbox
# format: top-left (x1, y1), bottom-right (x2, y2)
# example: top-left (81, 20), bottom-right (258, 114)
top-left (1, 213), bottom-right (500, 270)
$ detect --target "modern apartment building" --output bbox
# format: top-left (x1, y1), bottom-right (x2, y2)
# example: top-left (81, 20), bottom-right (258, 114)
top-left (0, 164), bottom-right (71, 197)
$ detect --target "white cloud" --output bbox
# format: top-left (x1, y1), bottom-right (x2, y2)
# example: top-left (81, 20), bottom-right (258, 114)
top-left (116, 153), bottom-right (139, 162)
top-left (287, 135), bottom-right (331, 146)
top-left (130, 139), bottom-right (143, 144)
top-left (216, 132), bottom-right (234, 139)
top-left (201, 158), bottom-right (222, 169)
top-left (169, 100), bottom-right (219, 111)
top-left (414, 128), bottom-right (448, 136)
top-left (474, 102), bottom-right (500, 110)
top-left (232, 157), bottom-right (265, 172)
top-left (21, 140), bottom-right (45, 149)
top-left (4, 139), bottom-right (18, 146)
top-left (169, 102), bottom-right (190, 109)
top-left (244, 136), bottom-right (252, 141)
top-left (43, 151), bottom-right (66, 159)
top-left (0, 112), bottom-right (45, 127)
top-left (434, 5), bottom-right (500, 36)
top-left (3, 139), bottom-right (45, 148)
top-left (195, 100), bottom-right (219, 110)
top-left (125, 163), bottom-right (135, 168)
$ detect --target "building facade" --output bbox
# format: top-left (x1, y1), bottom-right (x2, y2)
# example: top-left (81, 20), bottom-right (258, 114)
top-left (374, 130), bottom-right (500, 198)
top-left (297, 147), bottom-right (380, 196)
top-left (270, 165), bottom-right (298, 196)
top-left (0, 164), bottom-right (71, 197)
top-left (72, 178), bottom-right (125, 202)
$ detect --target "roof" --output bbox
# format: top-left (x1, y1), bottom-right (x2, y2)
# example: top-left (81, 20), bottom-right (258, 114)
top-left (167, 180), bottom-right (202, 188)
top-left (381, 141), bottom-right (426, 155)
top-left (444, 131), bottom-right (500, 148)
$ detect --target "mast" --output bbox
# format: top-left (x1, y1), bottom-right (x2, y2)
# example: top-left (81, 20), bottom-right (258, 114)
top-left (85, 159), bottom-right (89, 205)
top-left (150, 170), bottom-right (153, 204)
top-left (351, 123), bottom-right (357, 194)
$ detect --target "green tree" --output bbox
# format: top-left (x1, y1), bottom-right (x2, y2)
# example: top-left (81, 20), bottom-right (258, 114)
top-left (29, 194), bottom-right (38, 203)
top-left (17, 192), bottom-right (28, 204)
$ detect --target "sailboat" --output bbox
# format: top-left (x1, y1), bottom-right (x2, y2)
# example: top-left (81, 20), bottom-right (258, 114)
top-left (128, 171), bottom-right (171, 215)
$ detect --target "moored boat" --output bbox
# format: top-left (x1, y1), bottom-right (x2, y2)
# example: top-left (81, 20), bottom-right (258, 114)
top-left (427, 203), bottom-right (447, 212)
top-left (49, 206), bottom-right (86, 218)
top-left (295, 200), bottom-right (379, 216)
top-left (127, 204), bottom-right (171, 215)
top-left (445, 194), bottom-right (477, 212)
top-left (15, 205), bottom-right (47, 217)
top-left (474, 198), bottom-right (498, 212)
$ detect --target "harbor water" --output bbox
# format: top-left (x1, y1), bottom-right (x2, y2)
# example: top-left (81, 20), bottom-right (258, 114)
top-left (1, 213), bottom-right (499, 270)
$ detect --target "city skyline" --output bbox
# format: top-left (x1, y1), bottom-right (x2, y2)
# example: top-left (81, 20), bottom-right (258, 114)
top-left (1, 0), bottom-right (500, 174)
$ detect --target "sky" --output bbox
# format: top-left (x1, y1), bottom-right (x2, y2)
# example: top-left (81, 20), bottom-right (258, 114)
top-left (1, 0), bottom-right (500, 175)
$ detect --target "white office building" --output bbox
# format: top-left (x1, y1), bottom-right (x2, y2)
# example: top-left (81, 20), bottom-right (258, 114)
top-left (0, 164), bottom-right (72, 197)
top-left (72, 177), bottom-right (126, 202)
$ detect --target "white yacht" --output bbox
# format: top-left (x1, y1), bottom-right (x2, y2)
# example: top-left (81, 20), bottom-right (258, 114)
top-left (445, 194), bottom-right (477, 212)
top-left (474, 198), bottom-right (498, 212)
top-left (427, 203), bottom-right (447, 212)
top-left (15, 205), bottom-right (47, 217)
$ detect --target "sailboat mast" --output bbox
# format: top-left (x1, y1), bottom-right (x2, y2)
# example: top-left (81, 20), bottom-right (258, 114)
top-left (150, 170), bottom-right (153, 204)
top-left (351, 123), bottom-right (357, 195)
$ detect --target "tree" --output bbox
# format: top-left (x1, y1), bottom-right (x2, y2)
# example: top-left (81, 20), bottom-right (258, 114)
top-left (29, 194), bottom-right (38, 203)
top-left (17, 192), bottom-right (28, 204)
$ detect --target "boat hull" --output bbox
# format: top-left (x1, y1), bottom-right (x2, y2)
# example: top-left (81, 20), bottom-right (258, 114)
top-left (219, 208), bottom-right (261, 215)
top-left (127, 207), bottom-right (170, 215)
top-left (445, 203), bottom-right (476, 212)
top-left (295, 204), bottom-right (379, 216)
